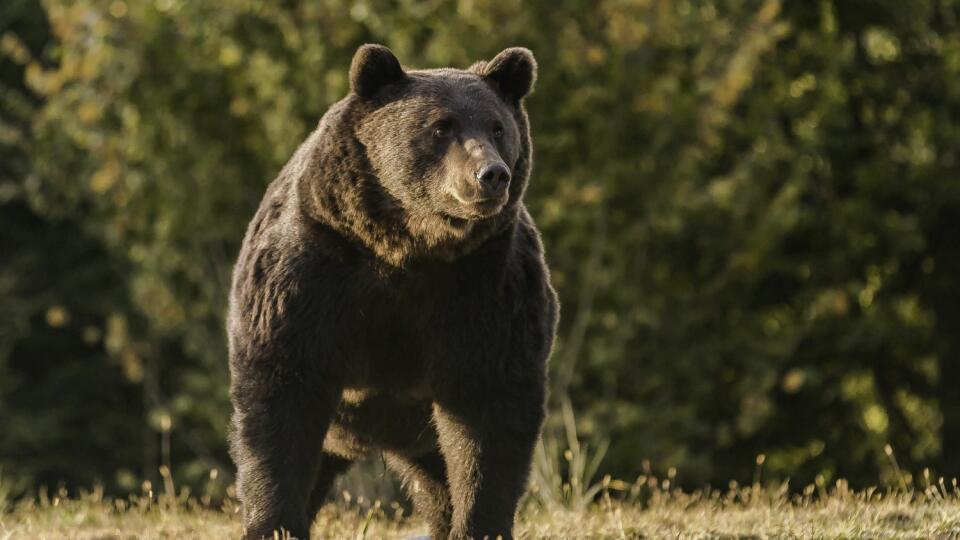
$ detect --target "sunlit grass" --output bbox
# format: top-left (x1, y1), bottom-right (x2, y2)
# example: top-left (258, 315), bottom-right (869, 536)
top-left (2, 477), bottom-right (959, 539)
top-left (2, 429), bottom-right (957, 538)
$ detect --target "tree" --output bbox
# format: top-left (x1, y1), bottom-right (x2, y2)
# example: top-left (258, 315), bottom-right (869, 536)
top-left (3, 0), bottom-right (960, 495)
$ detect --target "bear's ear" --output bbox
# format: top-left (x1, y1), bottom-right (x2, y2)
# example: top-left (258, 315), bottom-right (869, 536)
top-left (478, 47), bottom-right (537, 103)
top-left (350, 44), bottom-right (407, 99)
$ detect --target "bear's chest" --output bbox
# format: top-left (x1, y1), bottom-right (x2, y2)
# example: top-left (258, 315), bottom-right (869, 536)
top-left (325, 261), bottom-right (504, 392)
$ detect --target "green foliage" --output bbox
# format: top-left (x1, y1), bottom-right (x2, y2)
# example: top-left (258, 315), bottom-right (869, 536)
top-left (3, 0), bottom-right (960, 497)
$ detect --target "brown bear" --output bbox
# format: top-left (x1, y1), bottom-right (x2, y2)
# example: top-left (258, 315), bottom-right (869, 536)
top-left (227, 44), bottom-right (558, 540)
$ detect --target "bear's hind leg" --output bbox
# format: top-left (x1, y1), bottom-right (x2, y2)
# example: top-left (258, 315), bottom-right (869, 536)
top-left (306, 453), bottom-right (353, 523)
top-left (386, 450), bottom-right (453, 540)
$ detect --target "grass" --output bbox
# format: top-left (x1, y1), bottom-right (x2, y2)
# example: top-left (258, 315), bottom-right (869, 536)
top-left (2, 479), bottom-right (960, 539)
top-left (3, 416), bottom-right (958, 539)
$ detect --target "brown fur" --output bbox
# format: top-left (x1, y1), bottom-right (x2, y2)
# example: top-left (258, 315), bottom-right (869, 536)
top-left (227, 44), bottom-right (558, 540)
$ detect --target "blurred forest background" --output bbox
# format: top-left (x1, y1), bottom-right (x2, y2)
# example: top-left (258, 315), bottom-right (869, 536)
top-left (2, 0), bottom-right (960, 503)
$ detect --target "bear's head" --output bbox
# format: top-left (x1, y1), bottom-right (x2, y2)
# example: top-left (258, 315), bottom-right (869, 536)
top-left (321, 44), bottom-right (536, 262)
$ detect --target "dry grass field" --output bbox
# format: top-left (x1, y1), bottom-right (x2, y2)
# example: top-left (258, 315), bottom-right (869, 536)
top-left (2, 480), bottom-right (959, 539)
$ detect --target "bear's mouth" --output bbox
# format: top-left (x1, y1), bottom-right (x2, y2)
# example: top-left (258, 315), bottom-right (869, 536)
top-left (440, 201), bottom-right (502, 228)
top-left (444, 194), bottom-right (507, 221)
top-left (469, 197), bottom-right (507, 217)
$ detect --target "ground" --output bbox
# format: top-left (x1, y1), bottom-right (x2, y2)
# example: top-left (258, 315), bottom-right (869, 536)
top-left (2, 484), bottom-right (959, 539)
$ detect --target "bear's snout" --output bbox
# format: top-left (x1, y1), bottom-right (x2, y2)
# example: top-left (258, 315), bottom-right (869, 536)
top-left (445, 159), bottom-right (511, 219)
top-left (475, 162), bottom-right (511, 192)
top-left (467, 161), bottom-right (511, 212)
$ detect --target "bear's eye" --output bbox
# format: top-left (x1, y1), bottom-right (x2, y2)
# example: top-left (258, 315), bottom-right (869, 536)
top-left (432, 120), bottom-right (455, 139)
top-left (492, 124), bottom-right (504, 139)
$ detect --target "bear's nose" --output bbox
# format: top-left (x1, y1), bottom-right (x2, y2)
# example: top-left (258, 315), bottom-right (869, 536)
top-left (476, 162), bottom-right (511, 189)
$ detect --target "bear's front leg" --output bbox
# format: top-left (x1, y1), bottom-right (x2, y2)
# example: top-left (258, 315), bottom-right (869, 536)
top-left (230, 380), bottom-right (337, 540)
top-left (432, 380), bottom-right (545, 540)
